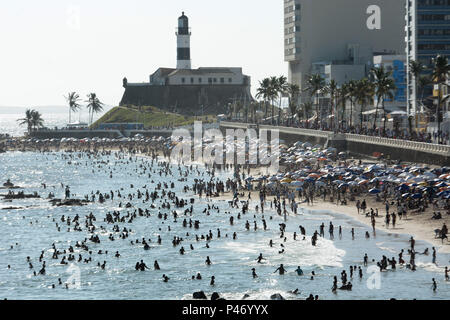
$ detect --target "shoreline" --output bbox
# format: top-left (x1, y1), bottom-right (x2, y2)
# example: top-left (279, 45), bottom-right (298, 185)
top-left (213, 188), bottom-right (450, 254)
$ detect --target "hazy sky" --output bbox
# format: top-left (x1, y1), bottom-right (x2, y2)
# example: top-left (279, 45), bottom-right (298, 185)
top-left (0, 0), bottom-right (285, 108)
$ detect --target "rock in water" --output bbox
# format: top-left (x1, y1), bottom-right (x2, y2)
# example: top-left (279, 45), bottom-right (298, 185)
top-left (270, 293), bottom-right (285, 300)
top-left (242, 294), bottom-right (250, 300)
top-left (193, 291), bottom-right (207, 299)
top-left (211, 292), bottom-right (220, 300)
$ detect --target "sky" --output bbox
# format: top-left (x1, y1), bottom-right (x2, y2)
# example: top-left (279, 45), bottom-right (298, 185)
top-left (0, 0), bottom-right (286, 109)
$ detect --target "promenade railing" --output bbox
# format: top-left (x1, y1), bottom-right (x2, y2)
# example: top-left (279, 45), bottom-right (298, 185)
top-left (219, 121), bottom-right (450, 156)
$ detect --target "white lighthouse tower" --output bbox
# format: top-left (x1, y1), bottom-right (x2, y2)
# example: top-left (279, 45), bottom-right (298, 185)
top-left (176, 12), bottom-right (191, 69)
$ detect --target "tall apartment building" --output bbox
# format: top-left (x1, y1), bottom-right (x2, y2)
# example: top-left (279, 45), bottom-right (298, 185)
top-left (406, 0), bottom-right (450, 116)
top-left (284, 0), bottom-right (406, 102)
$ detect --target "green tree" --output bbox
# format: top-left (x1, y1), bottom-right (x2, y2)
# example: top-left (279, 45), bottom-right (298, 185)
top-left (354, 78), bottom-right (374, 129)
top-left (371, 66), bottom-right (396, 132)
top-left (287, 83), bottom-right (300, 126)
top-left (305, 74), bottom-right (325, 127)
top-left (337, 83), bottom-right (350, 130)
top-left (324, 80), bottom-right (338, 130)
top-left (65, 92), bottom-right (81, 124)
top-left (268, 76), bottom-right (279, 125)
top-left (409, 60), bottom-right (426, 115)
top-left (346, 80), bottom-right (357, 128)
top-left (31, 110), bottom-right (44, 131)
top-left (17, 109), bottom-right (34, 134)
top-left (431, 54), bottom-right (450, 143)
top-left (256, 78), bottom-right (270, 120)
top-left (86, 93), bottom-right (104, 126)
top-left (276, 76), bottom-right (288, 125)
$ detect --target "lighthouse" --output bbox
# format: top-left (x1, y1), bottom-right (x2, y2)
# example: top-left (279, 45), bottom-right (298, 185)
top-left (176, 12), bottom-right (191, 69)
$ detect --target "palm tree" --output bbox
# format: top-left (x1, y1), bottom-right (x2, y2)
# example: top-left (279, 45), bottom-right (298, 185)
top-left (431, 54), bottom-right (450, 143)
top-left (287, 83), bottom-right (300, 126)
top-left (17, 109), bottom-right (34, 134)
top-left (354, 78), bottom-right (374, 129)
top-left (268, 76), bottom-right (279, 125)
top-left (324, 80), bottom-right (338, 130)
top-left (337, 83), bottom-right (350, 130)
top-left (409, 60), bottom-right (426, 115)
top-left (346, 80), bottom-right (357, 128)
top-left (371, 66), bottom-right (396, 132)
top-left (276, 76), bottom-right (288, 125)
top-left (86, 93), bottom-right (104, 126)
top-left (65, 92), bottom-right (81, 124)
top-left (256, 78), bottom-right (270, 120)
top-left (31, 110), bottom-right (44, 131)
top-left (305, 74), bottom-right (325, 127)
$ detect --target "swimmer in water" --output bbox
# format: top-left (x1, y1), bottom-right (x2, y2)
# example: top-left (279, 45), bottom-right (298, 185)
top-left (251, 268), bottom-right (257, 278)
top-left (295, 266), bottom-right (304, 276)
top-left (256, 253), bottom-right (266, 263)
top-left (274, 264), bottom-right (286, 275)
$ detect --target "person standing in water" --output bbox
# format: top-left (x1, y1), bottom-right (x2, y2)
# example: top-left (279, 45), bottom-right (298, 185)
top-left (432, 278), bottom-right (437, 292)
top-left (274, 264), bottom-right (286, 275)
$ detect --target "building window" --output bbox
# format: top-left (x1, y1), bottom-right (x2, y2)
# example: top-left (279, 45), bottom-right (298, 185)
top-left (228, 78), bottom-right (232, 83)
top-left (190, 77), bottom-right (194, 84)
top-left (208, 78), bottom-right (212, 84)
top-left (220, 78), bottom-right (224, 83)
top-left (213, 78), bottom-right (217, 83)
top-left (181, 78), bottom-right (185, 83)
top-left (199, 78), bottom-right (202, 83)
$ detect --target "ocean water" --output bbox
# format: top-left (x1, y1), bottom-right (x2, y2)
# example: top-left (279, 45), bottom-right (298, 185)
top-left (0, 151), bottom-right (449, 300)
top-left (0, 109), bottom-right (110, 137)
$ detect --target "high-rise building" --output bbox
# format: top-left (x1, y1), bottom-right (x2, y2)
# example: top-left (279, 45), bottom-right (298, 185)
top-left (406, 0), bottom-right (450, 116)
top-left (284, 0), bottom-right (406, 101)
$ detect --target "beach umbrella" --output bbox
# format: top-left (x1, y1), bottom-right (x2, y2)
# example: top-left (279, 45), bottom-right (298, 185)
top-left (358, 180), bottom-right (369, 185)
top-left (368, 188), bottom-right (381, 194)
top-left (402, 193), bottom-right (411, 198)
top-left (315, 181), bottom-right (326, 187)
top-left (412, 193), bottom-right (422, 199)
top-left (290, 181), bottom-right (304, 187)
